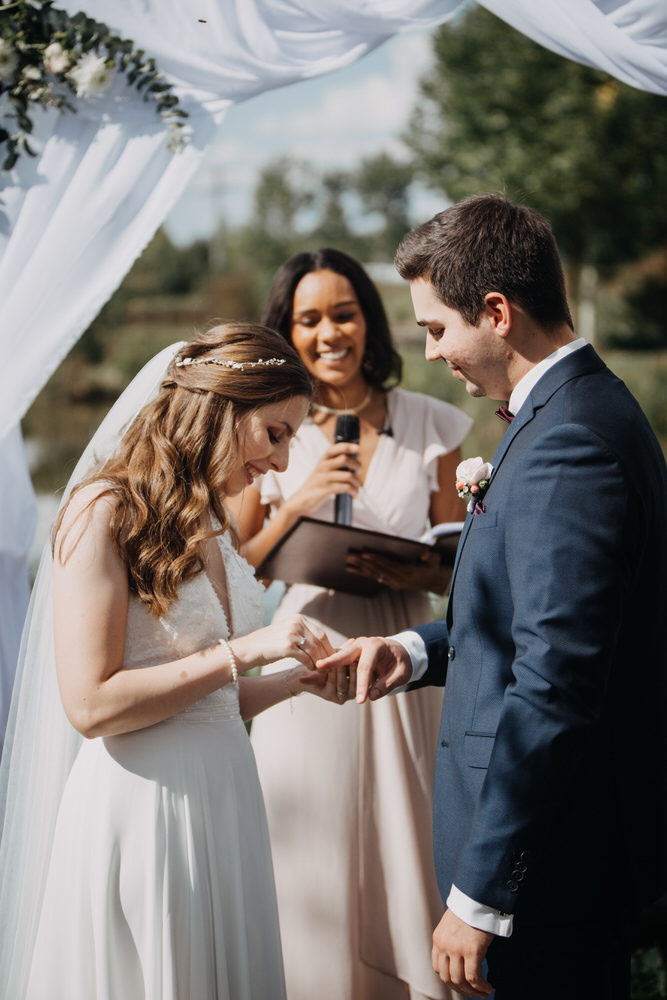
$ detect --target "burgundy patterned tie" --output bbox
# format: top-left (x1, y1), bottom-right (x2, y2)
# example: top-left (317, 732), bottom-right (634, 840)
top-left (495, 405), bottom-right (514, 424)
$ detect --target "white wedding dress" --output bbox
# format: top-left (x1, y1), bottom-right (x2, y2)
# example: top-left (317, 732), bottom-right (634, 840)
top-left (25, 529), bottom-right (286, 1000)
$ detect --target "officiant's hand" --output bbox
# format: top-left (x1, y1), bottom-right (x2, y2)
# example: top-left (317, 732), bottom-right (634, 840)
top-left (283, 442), bottom-right (362, 517)
top-left (432, 909), bottom-right (494, 997)
top-left (346, 549), bottom-right (452, 595)
top-left (316, 636), bottom-right (412, 704)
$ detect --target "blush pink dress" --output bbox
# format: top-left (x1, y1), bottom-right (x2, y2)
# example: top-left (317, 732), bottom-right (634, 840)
top-left (251, 388), bottom-right (472, 1000)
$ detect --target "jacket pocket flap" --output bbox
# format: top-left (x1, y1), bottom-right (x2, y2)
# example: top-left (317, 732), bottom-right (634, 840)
top-left (463, 732), bottom-right (496, 768)
top-left (469, 510), bottom-right (498, 530)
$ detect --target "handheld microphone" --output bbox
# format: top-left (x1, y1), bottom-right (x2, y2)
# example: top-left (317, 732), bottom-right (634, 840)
top-left (334, 414), bottom-right (360, 526)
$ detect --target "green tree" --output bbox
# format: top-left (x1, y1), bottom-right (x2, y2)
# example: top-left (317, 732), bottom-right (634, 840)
top-left (312, 170), bottom-right (352, 246)
top-left (352, 152), bottom-right (413, 260)
top-left (406, 7), bottom-right (667, 340)
top-left (72, 228), bottom-right (209, 364)
top-left (231, 158), bottom-right (372, 300)
top-left (128, 229), bottom-right (209, 296)
top-left (238, 157), bottom-right (317, 278)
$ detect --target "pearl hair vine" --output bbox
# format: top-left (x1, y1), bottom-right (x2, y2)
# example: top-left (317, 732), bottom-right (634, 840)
top-left (175, 356), bottom-right (286, 370)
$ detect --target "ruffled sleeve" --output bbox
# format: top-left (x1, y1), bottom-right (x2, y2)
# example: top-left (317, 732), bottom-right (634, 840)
top-left (390, 389), bottom-right (473, 493)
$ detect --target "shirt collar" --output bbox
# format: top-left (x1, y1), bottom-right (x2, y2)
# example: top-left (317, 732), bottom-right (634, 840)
top-left (507, 338), bottom-right (586, 417)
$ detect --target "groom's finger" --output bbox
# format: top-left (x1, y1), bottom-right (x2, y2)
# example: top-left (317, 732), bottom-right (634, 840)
top-left (354, 637), bottom-right (392, 704)
top-left (464, 955), bottom-right (493, 997)
top-left (316, 637), bottom-right (391, 704)
top-left (315, 641), bottom-right (362, 673)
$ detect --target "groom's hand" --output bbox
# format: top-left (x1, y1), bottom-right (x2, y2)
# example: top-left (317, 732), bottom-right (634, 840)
top-left (432, 909), bottom-right (495, 997)
top-left (316, 636), bottom-right (412, 704)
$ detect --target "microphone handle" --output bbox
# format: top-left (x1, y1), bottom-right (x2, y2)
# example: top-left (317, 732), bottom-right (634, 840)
top-left (334, 493), bottom-right (352, 526)
top-left (333, 414), bottom-right (360, 527)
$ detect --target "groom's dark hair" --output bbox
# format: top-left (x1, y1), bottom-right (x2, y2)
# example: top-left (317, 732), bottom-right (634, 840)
top-left (394, 194), bottom-right (574, 332)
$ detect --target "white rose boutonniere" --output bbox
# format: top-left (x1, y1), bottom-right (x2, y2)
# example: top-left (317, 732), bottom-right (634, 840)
top-left (456, 457), bottom-right (494, 515)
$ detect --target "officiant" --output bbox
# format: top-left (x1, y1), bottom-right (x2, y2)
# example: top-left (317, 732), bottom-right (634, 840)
top-left (228, 248), bottom-right (471, 1000)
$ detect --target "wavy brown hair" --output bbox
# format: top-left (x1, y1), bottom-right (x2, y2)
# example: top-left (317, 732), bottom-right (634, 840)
top-left (55, 324), bottom-right (312, 617)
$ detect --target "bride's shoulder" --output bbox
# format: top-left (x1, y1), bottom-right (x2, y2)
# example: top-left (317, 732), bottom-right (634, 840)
top-left (54, 481), bottom-right (117, 564)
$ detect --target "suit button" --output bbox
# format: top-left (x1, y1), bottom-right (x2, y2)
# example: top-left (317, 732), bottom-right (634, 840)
top-left (520, 851), bottom-right (530, 861)
top-left (514, 862), bottom-right (528, 873)
top-left (507, 880), bottom-right (519, 893)
top-left (511, 870), bottom-right (524, 882)
top-left (448, 646), bottom-right (456, 660)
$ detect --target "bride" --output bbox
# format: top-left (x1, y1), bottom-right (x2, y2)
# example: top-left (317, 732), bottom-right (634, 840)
top-left (0, 323), bottom-right (354, 1000)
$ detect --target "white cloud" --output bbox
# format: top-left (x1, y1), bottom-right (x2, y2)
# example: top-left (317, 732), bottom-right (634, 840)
top-left (259, 73), bottom-right (409, 140)
top-left (165, 28), bottom-right (436, 244)
top-left (253, 30), bottom-right (432, 160)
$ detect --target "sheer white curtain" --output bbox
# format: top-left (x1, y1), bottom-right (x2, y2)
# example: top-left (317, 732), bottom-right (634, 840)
top-left (0, 0), bottom-right (666, 741)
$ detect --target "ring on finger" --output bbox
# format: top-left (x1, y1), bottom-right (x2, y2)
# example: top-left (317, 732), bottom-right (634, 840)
top-left (297, 637), bottom-right (306, 648)
top-left (337, 691), bottom-right (346, 699)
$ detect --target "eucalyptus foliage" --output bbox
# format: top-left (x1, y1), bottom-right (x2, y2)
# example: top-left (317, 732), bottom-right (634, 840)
top-left (0, 0), bottom-right (188, 171)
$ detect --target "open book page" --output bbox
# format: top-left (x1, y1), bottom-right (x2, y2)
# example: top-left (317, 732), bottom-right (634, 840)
top-left (419, 521), bottom-right (465, 546)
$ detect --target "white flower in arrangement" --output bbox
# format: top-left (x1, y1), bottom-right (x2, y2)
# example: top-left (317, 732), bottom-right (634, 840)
top-left (0, 38), bottom-right (19, 82)
top-left (43, 42), bottom-right (71, 75)
top-left (69, 52), bottom-right (113, 98)
top-left (22, 64), bottom-right (42, 81)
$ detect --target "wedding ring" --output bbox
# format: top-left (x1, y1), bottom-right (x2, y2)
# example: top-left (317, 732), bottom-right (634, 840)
top-left (337, 691), bottom-right (346, 699)
top-left (297, 637), bottom-right (306, 648)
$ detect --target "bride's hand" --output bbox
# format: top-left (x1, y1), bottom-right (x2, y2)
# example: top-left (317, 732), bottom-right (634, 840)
top-left (296, 660), bottom-right (358, 705)
top-left (232, 614), bottom-right (335, 672)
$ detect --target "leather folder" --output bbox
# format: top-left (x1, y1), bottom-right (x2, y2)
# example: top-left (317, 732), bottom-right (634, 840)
top-left (256, 516), bottom-right (462, 596)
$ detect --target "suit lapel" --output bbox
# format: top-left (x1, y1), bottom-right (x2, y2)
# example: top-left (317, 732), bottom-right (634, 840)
top-left (486, 346), bottom-right (604, 478)
top-left (446, 399), bottom-right (534, 617)
top-left (445, 346), bottom-right (605, 622)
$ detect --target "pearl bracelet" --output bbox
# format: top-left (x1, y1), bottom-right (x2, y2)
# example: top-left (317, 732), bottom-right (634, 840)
top-left (218, 638), bottom-right (238, 685)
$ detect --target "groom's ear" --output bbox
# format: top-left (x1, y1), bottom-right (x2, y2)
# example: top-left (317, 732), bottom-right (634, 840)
top-left (482, 292), bottom-right (512, 339)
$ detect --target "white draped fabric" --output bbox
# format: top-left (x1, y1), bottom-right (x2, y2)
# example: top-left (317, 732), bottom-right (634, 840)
top-left (484, 0), bottom-right (667, 94)
top-left (1, 0), bottom-right (667, 742)
top-left (0, 427), bottom-right (35, 753)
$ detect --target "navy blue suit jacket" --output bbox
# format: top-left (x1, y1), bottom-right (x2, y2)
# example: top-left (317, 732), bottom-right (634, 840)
top-left (412, 346), bottom-right (667, 922)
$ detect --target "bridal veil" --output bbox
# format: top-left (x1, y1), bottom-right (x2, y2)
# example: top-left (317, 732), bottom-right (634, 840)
top-left (0, 342), bottom-right (184, 995)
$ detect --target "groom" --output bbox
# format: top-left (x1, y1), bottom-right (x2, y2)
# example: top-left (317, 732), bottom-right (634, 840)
top-left (319, 195), bottom-right (667, 999)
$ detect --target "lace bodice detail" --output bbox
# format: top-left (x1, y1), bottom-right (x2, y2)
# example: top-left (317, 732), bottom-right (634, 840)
top-left (123, 530), bottom-right (264, 722)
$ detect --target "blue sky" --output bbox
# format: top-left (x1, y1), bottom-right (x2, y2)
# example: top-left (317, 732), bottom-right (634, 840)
top-left (164, 27), bottom-right (445, 246)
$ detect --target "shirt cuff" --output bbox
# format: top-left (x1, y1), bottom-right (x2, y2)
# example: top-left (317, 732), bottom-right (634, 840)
top-left (385, 630), bottom-right (428, 693)
top-left (447, 885), bottom-right (513, 938)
